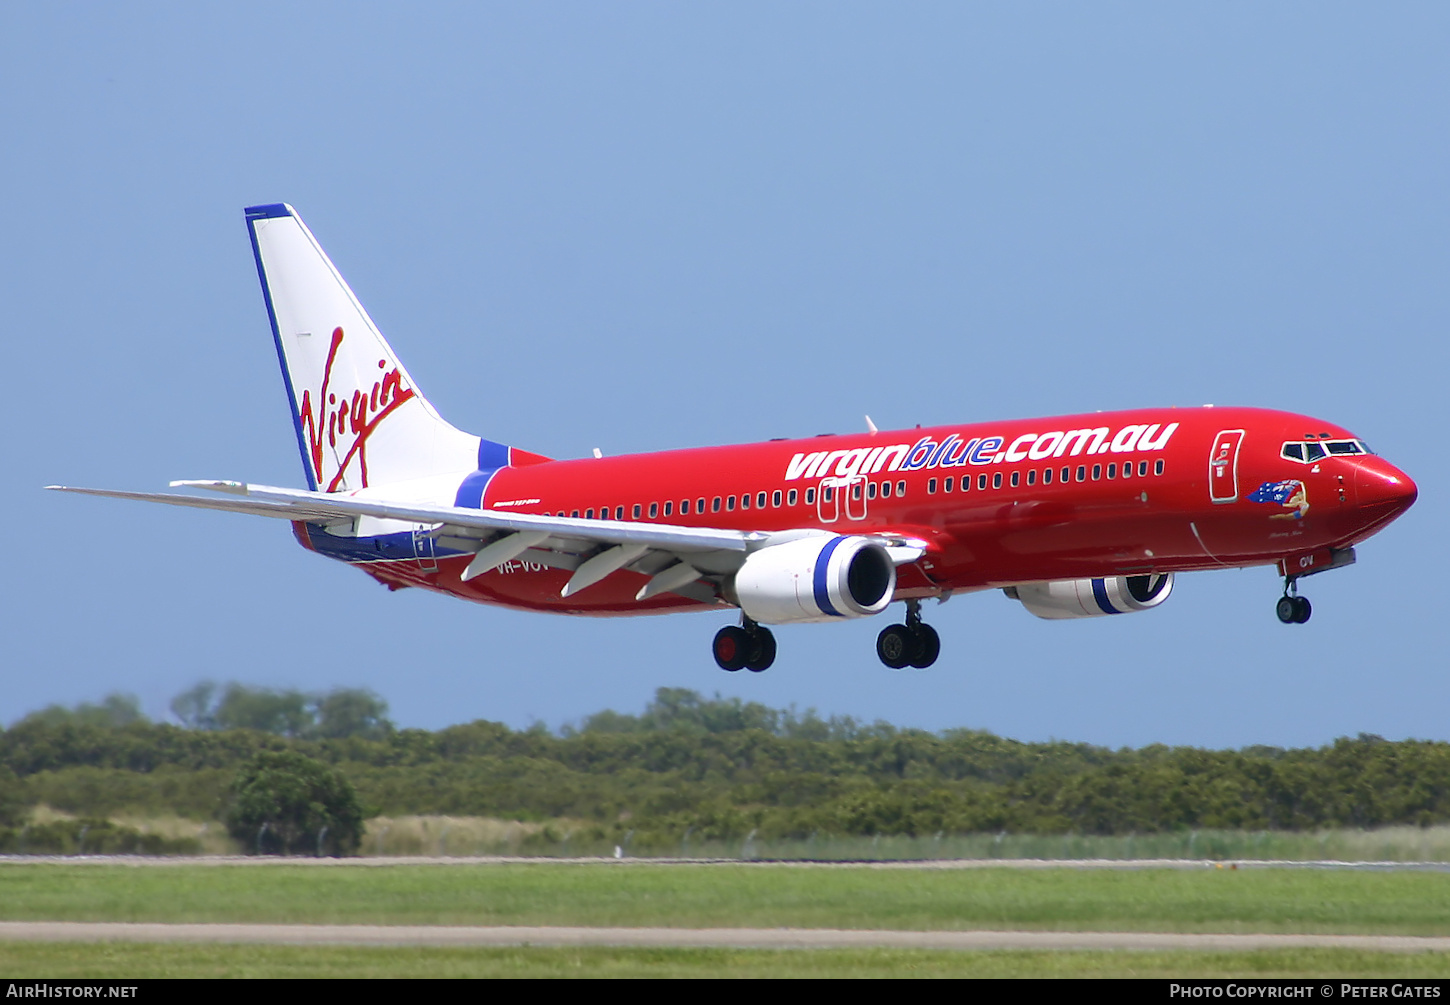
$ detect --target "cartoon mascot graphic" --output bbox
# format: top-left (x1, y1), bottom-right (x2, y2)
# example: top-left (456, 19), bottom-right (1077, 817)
top-left (1249, 479), bottom-right (1310, 520)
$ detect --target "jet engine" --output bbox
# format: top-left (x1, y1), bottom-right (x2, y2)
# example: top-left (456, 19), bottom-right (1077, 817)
top-left (732, 535), bottom-right (896, 625)
top-left (1006, 574), bottom-right (1174, 620)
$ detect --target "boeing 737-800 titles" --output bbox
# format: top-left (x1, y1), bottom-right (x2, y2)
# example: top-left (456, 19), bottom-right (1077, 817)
top-left (49, 205), bottom-right (1419, 672)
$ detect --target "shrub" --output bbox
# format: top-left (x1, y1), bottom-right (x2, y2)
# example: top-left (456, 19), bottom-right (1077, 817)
top-left (226, 751), bottom-right (363, 856)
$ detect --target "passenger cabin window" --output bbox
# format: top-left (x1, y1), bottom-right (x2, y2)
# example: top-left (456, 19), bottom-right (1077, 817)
top-left (649, 503), bottom-right (658, 518)
top-left (1010, 471), bottom-right (1019, 487)
top-left (881, 482), bottom-right (891, 498)
top-left (1027, 469), bottom-right (1036, 486)
top-left (1076, 465), bottom-right (1086, 482)
top-left (928, 478), bottom-right (938, 494)
top-left (697, 498), bottom-right (706, 513)
top-left (664, 501), bottom-right (673, 517)
top-left (896, 481), bottom-right (906, 497)
top-left (1155, 459), bottom-right (1164, 475)
top-left (727, 495), bottom-right (736, 511)
top-left (680, 500), bottom-right (689, 515)
top-left (712, 497), bottom-right (721, 512)
top-left (868, 482), bottom-right (877, 499)
top-left (633, 504), bottom-right (641, 519)
top-left (1043, 467), bottom-right (1053, 485)
top-left (805, 488), bottom-right (815, 504)
top-left (978, 474), bottom-right (988, 490)
top-left (773, 490), bottom-right (783, 507)
top-left (615, 506), bottom-right (624, 520)
top-left (1138, 461), bottom-right (1148, 476)
top-left (787, 489), bottom-right (797, 505)
top-left (1107, 463), bottom-right (1117, 479)
top-left (944, 477), bottom-right (954, 493)
top-left (757, 492), bottom-right (768, 508)
top-left (992, 472), bottom-right (1002, 489)
top-left (586, 509), bottom-right (594, 519)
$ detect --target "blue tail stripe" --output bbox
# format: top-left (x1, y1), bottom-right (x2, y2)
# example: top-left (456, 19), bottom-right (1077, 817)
top-left (245, 206), bottom-right (315, 491)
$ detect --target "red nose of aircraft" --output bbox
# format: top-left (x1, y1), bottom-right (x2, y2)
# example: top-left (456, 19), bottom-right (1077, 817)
top-left (1355, 457), bottom-right (1418, 519)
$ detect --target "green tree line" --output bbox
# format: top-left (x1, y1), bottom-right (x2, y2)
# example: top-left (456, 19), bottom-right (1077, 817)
top-left (4, 686), bottom-right (1450, 846)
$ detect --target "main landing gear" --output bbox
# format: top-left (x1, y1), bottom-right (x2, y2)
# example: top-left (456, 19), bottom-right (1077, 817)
top-left (713, 618), bottom-right (777, 672)
top-left (1276, 577), bottom-right (1312, 625)
top-left (876, 599), bottom-right (941, 670)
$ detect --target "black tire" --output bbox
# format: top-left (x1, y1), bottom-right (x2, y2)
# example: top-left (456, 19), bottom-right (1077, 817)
top-left (876, 624), bottom-right (913, 670)
top-left (1276, 597), bottom-right (1298, 624)
top-left (1293, 596), bottom-right (1312, 624)
top-left (713, 626), bottom-right (749, 671)
top-left (909, 623), bottom-right (941, 669)
top-left (745, 628), bottom-right (777, 672)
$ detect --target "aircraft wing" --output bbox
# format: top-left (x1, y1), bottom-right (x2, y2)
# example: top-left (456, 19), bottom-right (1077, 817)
top-left (48, 482), bottom-right (928, 602)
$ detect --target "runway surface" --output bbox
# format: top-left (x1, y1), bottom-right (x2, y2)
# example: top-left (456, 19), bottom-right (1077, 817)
top-left (1, 922), bottom-right (1449, 952)
top-left (3, 854), bottom-right (1450, 870)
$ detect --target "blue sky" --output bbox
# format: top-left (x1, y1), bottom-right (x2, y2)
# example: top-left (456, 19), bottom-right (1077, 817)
top-left (2, 3), bottom-right (1445, 748)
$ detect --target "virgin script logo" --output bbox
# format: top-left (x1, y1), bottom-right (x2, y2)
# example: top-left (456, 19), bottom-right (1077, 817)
top-left (297, 327), bottom-right (415, 491)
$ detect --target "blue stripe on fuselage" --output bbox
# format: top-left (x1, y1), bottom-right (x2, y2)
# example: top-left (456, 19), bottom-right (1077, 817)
top-left (454, 438), bottom-right (513, 508)
top-left (301, 524), bottom-right (468, 564)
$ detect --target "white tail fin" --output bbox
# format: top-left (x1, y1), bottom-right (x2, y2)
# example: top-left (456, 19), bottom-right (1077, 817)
top-left (245, 204), bottom-right (480, 492)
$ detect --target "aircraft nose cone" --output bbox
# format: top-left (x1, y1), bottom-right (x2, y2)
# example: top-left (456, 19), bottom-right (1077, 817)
top-left (1355, 459), bottom-right (1418, 516)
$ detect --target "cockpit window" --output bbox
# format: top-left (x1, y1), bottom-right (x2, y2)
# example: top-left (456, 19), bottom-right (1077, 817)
top-left (1281, 438), bottom-right (1370, 463)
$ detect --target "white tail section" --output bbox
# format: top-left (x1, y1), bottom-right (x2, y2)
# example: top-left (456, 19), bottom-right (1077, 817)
top-left (245, 204), bottom-right (479, 492)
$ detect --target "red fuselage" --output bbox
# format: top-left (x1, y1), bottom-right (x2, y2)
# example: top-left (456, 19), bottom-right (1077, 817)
top-left (327, 406), bottom-right (1416, 616)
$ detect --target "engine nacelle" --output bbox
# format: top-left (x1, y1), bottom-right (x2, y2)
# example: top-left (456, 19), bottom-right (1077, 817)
top-left (733, 535), bottom-right (896, 625)
top-left (1007, 573), bottom-right (1174, 620)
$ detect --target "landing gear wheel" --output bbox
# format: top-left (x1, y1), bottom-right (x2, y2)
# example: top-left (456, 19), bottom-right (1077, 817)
top-left (877, 624), bottom-right (913, 670)
top-left (1276, 596), bottom-right (1297, 624)
top-left (713, 626), bottom-right (750, 671)
top-left (744, 627), bottom-right (777, 672)
top-left (908, 623), bottom-right (941, 669)
top-left (1276, 595), bottom-right (1312, 624)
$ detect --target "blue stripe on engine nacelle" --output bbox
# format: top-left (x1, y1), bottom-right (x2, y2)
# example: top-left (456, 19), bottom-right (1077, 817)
top-left (1091, 578), bottom-right (1120, 615)
top-left (813, 536), bottom-right (847, 617)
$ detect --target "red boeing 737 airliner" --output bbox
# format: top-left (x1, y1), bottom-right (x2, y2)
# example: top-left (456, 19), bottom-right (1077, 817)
top-left (50, 205), bottom-right (1418, 672)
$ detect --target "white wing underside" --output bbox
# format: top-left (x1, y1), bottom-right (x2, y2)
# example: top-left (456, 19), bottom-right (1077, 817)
top-left (48, 482), bottom-right (928, 604)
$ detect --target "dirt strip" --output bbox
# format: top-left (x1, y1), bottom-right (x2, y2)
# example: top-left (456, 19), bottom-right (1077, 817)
top-left (2, 923), bottom-right (1449, 952)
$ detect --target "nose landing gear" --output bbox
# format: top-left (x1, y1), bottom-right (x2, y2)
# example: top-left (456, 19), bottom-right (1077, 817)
top-left (1276, 578), bottom-right (1312, 624)
top-left (876, 599), bottom-right (941, 669)
top-left (712, 618), bottom-right (777, 672)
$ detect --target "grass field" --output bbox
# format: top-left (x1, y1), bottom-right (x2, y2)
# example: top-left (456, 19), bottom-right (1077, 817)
top-left (2, 862), bottom-right (1450, 935)
top-left (5, 862), bottom-right (1449, 977)
top-left (3, 943), bottom-right (1450, 979)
